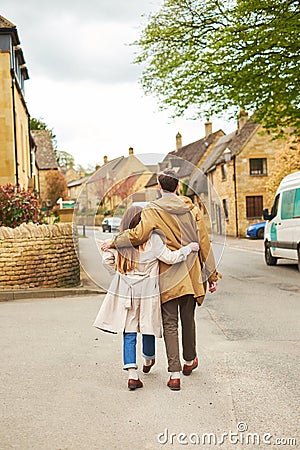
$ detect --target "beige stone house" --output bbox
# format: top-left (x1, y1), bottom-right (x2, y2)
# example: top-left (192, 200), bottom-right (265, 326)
top-left (31, 130), bottom-right (59, 208)
top-left (199, 115), bottom-right (287, 236)
top-left (0, 15), bottom-right (36, 190)
top-left (72, 149), bottom-right (153, 218)
top-left (67, 176), bottom-right (90, 209)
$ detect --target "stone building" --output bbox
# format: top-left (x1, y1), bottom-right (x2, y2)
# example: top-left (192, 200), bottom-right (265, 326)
top-left (145, 122), bottom-right (224, 206)
top-left (200, 114), bottom-right (287, 236)
top-left (84, 149), bottom-right (153, 214)
top-left (0, 15), bottom-right (36, 190)
top-left (31, 130), bottom-right (59, 208)
top-left (67, 176), bottom-right (90, 208)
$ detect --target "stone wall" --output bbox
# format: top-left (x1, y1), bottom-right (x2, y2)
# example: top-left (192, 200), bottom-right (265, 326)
top-left (211, 126), bottom-right (286, 236)
top-left (0, 223), bottom-right (80, 289)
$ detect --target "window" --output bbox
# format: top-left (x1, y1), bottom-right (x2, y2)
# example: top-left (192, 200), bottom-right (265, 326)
top-left (222, 199), bottom-right (229, 219)
top-left (294, 188), bottom-right (300, 218)
top-left (249, 158), bottom-right (267, 176)
top-left (246, 196), bottom-right (263, 218)
top-left (221, 164), bottom-right (227, 181)
top-left (271, 193), bottom-right (280, 218)
top-left (281, 189), bottom-right (296, 220)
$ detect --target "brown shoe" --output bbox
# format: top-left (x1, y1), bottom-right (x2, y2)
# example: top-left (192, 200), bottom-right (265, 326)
top-left (167, 377), bottom-right (181, 391)
top-left (182, 357), bottom-right (198, 376)
top-left (128, 378), bottom-right (143, 390)
top-left (143, 358), bottom-right (155, 373)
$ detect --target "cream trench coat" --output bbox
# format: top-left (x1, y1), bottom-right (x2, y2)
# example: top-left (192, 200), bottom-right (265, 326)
top-left (93, 233), bottom-right (192, 337)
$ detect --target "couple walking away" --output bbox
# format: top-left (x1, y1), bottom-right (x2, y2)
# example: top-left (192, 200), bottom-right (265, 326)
top-left (93, 169), bottom-right (219, 391)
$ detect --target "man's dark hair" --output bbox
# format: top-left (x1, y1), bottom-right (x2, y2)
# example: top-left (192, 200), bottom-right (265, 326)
top-left (157, 168), bottom-right (179, 192)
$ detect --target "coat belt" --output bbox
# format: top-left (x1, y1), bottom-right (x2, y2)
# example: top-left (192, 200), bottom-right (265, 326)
top-left (120, 274), bottom-right (150, 309)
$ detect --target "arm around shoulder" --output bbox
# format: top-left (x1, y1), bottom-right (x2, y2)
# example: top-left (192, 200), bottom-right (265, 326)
top-left (114, 208), bottom-right (156, 248)
top-left (151, 233), bottom-right (193, 265)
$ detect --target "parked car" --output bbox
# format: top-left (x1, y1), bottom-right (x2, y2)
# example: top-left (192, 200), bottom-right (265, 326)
top-left (246, 221), bottom-right (266, 239)
top-left (101, 217), bottom-right (122, 233)
top-left (263, 171), bottom-right (300, 271)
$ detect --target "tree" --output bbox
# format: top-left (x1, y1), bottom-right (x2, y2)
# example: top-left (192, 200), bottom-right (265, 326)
top-left (30, 117), bottom-right (75, 169)
top-left (0, 184), bottom-right (45, 228)
top-left (266, 137), bottom-right (300, 201)
top-left (30, 117), bottom-right (57, 148)
top-left (135, 0), bottom-right (300, 136)
top-left (56, 150), bottom-right (75, 169)
top-left (45, 170), bottom-right (68, 207)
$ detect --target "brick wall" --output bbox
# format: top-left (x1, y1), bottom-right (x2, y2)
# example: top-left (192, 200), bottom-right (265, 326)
top-left (0, 223), bottom-right (80, 289)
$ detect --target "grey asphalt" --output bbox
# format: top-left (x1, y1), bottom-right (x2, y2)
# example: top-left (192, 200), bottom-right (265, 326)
top-left (1, 235), bottom-right (299, 450)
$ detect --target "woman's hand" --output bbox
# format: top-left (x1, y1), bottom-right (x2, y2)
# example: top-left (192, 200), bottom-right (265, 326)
top-left (188, 242), bottom-right (200, 252)
top-left (101, 239), bottom-right (112, 251)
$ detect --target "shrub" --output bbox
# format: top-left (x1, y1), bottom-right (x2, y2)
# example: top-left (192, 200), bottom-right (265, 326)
top-left (45, 170), bottom-right (67, 207)
top-left (0, 184), bottom-right (45, 228)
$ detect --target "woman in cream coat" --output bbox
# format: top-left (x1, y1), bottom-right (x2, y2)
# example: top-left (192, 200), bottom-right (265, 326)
top-left (93, 205), bottom-right (199, 390)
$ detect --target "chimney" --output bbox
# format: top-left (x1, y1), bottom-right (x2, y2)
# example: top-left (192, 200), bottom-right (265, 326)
top-left (103, 155), bottom-right (108, 164)
top-left (176, 132), bottom-right (182, 150)
top-left (238, 109), bottom-right (248, 130)
top-left (95, 164), bottom-right (100, 171)
top-left (129, 147), bottom-right (134, 156)
top-left (205, 120), bottom-right (212, 138)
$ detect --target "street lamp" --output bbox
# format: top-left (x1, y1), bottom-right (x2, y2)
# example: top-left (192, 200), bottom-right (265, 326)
top-left (223, 148), bottom-right (239, 237)
top-left (224, 147), bottom-right (231, 163)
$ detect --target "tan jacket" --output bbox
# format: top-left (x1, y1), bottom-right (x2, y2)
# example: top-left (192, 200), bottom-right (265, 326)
top-left (113, 195), bottom-right (218, 305)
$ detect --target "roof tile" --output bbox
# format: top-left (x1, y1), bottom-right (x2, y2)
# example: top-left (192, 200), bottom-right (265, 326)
top-left (31, 130), bottom-right (58, 170)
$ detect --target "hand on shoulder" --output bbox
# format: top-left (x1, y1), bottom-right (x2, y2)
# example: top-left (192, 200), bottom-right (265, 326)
top-left (188, 242), bottom-right (199, 252)
top-left (101, 239), bottom-right (113, 251)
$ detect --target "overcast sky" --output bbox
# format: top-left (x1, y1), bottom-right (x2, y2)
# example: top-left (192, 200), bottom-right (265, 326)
top-left (2, 0), bottom-right (236, 168)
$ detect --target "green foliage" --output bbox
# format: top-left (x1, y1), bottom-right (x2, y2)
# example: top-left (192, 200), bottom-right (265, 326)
top-left (0, 184), bottom-right (45, 228)
top-left (30, 117), bottom-right (76, 168)
top-left (56, 150), bottom-right (75, 169)
top-left (180, 179), bottom-right (189, 196)
top-left (30, 117), bottom-right (57, 149)
top-left (135, 0), bottom-right (300, 135)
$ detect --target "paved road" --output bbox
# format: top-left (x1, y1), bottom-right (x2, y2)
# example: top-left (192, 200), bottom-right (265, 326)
top-left (0, 240), bottom-right (299, 450)
top-left (77, 228), bottom-right (114, 291)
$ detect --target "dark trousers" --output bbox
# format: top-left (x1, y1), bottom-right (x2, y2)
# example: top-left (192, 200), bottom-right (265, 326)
top-left (161, 294), bottom-right (197, 372)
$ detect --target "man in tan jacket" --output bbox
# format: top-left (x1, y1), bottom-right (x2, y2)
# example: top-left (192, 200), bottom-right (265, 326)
top-left (103, 169), bottom-right (218, 390)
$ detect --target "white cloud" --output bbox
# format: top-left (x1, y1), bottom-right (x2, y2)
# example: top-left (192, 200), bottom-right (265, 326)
top-left (26, 77), bottom-right (236, 167)
top-left (2, 0), bottom-right (236, 169)
top-left (2, 11), bottom-right (143, 83)
top-left (1, 0), bottom-right (159, 23)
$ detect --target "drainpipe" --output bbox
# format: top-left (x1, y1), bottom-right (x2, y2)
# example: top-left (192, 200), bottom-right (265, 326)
top-left (11, 69), bottom-right (19, 186)
top-left (28, 115), bottom-right (32, 178)
top-left (233, 155), bottom-right (239, 237)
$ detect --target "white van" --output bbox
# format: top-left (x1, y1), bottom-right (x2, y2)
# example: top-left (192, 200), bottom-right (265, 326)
top-left (263, 171), bottom-right (300, 271)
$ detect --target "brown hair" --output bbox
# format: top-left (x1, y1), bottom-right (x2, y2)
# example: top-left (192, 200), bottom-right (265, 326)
top-left (116, 205), bottom-right (142, 274)
top-left (157, 168), bottom-right (179, 192)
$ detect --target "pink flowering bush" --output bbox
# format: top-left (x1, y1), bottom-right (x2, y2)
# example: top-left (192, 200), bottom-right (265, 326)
top-left (0, 184), bottom-right (45, 228)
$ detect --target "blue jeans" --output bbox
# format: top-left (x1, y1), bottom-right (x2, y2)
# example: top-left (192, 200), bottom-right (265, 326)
top-left (123, 333), bottom-right (155, 370)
